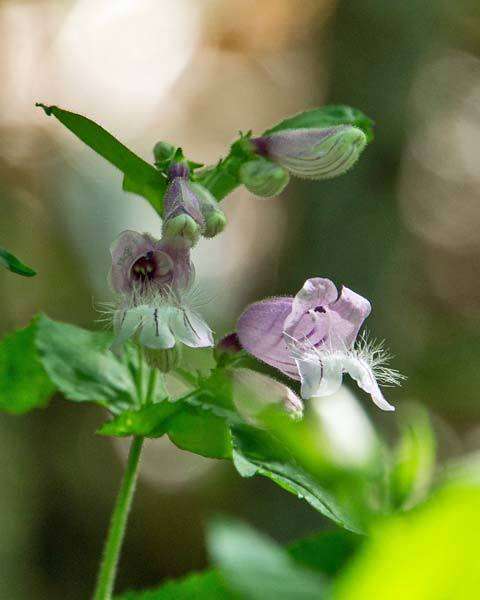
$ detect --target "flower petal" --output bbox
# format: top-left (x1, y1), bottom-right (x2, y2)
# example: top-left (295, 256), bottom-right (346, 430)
top-left (111, 306), bottom-right (144, 352)
top-left (138, 306), bottom-right (176, 349)
top-left (295, 354), bottom-right (343, 399)
top-left (163, 178), bottom-right (205, 227)
top-left (109, 230), bottom-right (156, 294)
top-left (328, 286), bottom-right (371, 348)
top-left (342, 356), bottom-right (395, 411)
top-left (169, 307), bottom-right (214, 348)
top-left (237, 298), bottom-right (299, 378)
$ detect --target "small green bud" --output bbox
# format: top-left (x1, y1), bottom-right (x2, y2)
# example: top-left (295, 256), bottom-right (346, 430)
top-left (239, 158), bottom-right (290, 197)
top-left (144, 345), bottom-right (182, 373)
top-left (189, 182), bottom-right (227, 238)
top-left (153, 141), bottom-right (176, 165)
top-left (162, 214), bottom-right (201, 246)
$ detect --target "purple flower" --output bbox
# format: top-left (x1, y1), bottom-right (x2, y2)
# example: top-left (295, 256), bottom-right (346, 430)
top-left (109, 230), bottom-right (193, 296)
top-left (108, 230), bottom-right (213, 353)
top-left (163, 163), bottom-right (226, 244)
top-left (251, 125), bottom-right (367, 180)
top-left (237, 278), bottom-right (402, 411)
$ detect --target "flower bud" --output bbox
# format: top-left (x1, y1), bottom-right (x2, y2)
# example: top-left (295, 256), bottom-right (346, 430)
top-left (163, 166), bottom-right (204, 246)
top-left (144, 345), bottom-right (182, 373)
top-left (239, 158), bottom-right (290, 197)
top-left (232, 368), bottom-right (303, 425)
top-left (251, 125), bottom-right (367, 180)
top-left (189, 183), bottom-right (227, 238)
top-left (153, 141), bottom-right (176, 166)
top-left (214, 332), bottom-right (242, 363)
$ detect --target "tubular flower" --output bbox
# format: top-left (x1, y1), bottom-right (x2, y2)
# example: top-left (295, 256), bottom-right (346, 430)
top-left (237, 278), bottom-right (403, 411)
top-left (250, 125), bottom-right (367, 180)
top-left (163, 162), bottom-right (226, 244)
top-left (239, 158), bottom-right (290, 197)
top-left (108, 230), bottom-right (213, 356)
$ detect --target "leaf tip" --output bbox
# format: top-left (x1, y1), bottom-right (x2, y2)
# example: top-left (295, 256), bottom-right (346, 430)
top-left (35, 102), bottom-right (55, 116)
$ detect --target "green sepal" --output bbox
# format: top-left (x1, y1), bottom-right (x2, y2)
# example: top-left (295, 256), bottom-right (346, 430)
top-left (36, 103), bottom-right (167, 213)
top-left (264, 105), bottom-right (375, 143)
top-left (0, 247), bottom-right (36, 277)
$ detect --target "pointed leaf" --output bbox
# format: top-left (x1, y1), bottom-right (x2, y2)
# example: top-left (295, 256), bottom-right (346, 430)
top-left (36, 104), bottom-right (166, 212)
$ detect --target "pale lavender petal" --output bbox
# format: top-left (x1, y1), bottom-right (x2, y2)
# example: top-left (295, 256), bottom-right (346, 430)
top-left (342, 356), bottom-right (395, 411)
top-left (169, 308), bottom-right (214, 348)
top-left (284, 278), bottom-right (338, 344)
top-left (295, 354), bottom-right (343, 399)
top-left (328, 286), bottom-right (371, 349)
top-left (138, 306), bottom-right (176, 349)
top-left (156, 236), bottom-right (194, 291)
top-left (237, 298), bottom-right (299, 379)
top-left (109, 230), bottom-right (156, 294)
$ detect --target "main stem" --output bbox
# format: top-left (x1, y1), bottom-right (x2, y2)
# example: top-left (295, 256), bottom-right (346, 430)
top-left (93, 436), bottom-right (144, 600)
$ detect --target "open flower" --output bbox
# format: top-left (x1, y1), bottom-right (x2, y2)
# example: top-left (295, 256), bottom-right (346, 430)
top-left (163, 162), bottom-right (226, 244)
top-left (108, 230), bottom-right (213, 357)
top-left (237, 278), bottom-right (403, 411)
top-left (250, 125), bottom-right (367, 180)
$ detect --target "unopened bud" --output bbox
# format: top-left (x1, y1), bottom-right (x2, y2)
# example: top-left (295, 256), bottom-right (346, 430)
top-left (239, 158), bottom-right (290, 197)
top-left (189, 183), bottom-right (227, 238)
top-left (214, 332), bottom-right (242, 363)
top-left (153, 141), bottom-right (176, 165)
top-left (144, 345), bottom-right (182, 373)
top-left (163, 214), bottom-right (201, 247)
top-left (251, 125), bottom-right (367, 180)
top-left (232, 368), bottom-right (303, 425)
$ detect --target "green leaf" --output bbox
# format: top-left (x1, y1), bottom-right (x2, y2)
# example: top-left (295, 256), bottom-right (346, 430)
top-left (208, 518), bottom-right (325, 600)
top-left (36, 315), bottom-right (138, 414)
top-left (168, 405), bottom-right (233, 459)
top-left (334, 483), bottom-right (480, 600)
top-left (231, 419), bottom-right (371, 533)
top-left (115, 571), bottom-right (234, 600)
top-left (0, 247), bottom-right (36, 276)
top-left (36, 103), bottom-right (166, 212)
top-left (264, 105), bottom-right (375, 143)
top-left (0, 317), bottom-right (55, 414)
top-left (98, 400), bottom-right (183, 437)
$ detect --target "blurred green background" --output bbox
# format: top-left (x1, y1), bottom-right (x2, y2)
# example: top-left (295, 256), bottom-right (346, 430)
top-left (1, 0), bottom-right (480, 598)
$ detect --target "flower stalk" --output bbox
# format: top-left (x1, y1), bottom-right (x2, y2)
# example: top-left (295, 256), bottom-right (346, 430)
top-left (93, 436), bottom-right (144, 600)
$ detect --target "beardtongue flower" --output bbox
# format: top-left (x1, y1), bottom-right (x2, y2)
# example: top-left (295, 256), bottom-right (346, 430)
top-left (250, 125), bottom-right (367, 180)
top-left (108, 230), bottom-right (213, 362)
top-left (163, 162), bottom-right (226, 244)
top-left (239, 158), bottom-right (290, 197)
top-left (237, 278), bottom-right (403, 411)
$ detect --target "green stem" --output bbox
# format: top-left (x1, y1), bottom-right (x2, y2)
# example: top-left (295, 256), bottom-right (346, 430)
top-left (93, 436), bottom-right (144, 600)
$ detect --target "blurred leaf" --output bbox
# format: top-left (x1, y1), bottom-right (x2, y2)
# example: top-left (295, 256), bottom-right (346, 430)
top-left (389, 405), bottom-right (436, 510)
top-left (334, 483), bottom-right (480, 599)
top-left (232, 426), bottom-right (365, 533)
top-left (115, 571), bottom-right (234, 600)
top-left (288, 530), bottom-right (361, 577)
top-left (0, 247), bottom-right (36, 276)
top-left (264, 105), bottom-right (375, 143)
top-left (168, 405), bottom-right (233, 459)
top-left (36, 103), bottom-right (166, 212)
top-left (98, 401), bottom-right (183, 437)
top-left (208, 518), bottom-right (325, 600)
top-left (36, 315), bottom-right (138, 414)
top-left (0, 317), bottom-right (55, 414)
